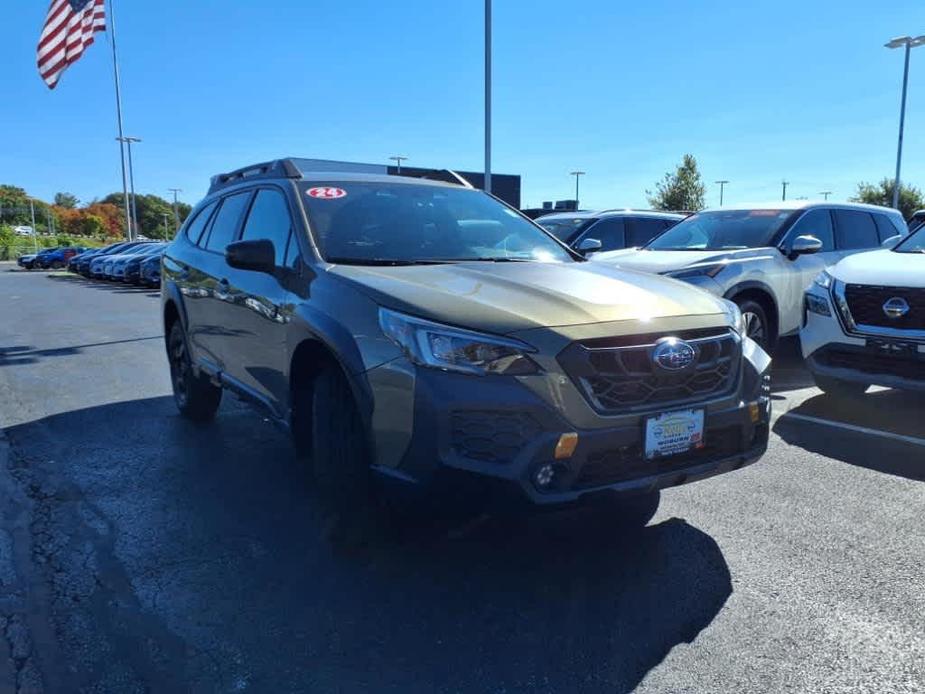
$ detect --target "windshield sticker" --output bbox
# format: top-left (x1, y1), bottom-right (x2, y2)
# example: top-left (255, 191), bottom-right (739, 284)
top-left (307, 187), bottom-right (347, 200)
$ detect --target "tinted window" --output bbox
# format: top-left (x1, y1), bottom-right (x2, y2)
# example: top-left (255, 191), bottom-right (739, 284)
top-left (626, 217), bottom-right (674, 247)
top-left (582, 218), bottom-right (625, 251)
top-left (241, 189), bottom-right (293, 265)
top-left (648, 209), bottom-right (793, 250)
top-left (185, 200), bottom-right (218, 246)
top-left (787, 209), bottom-right (834, 252)
top-left (204, 192), bottom-right (251, 253)
top-left (873, 214), bottom-right (899, 242)
top-left (284, 231), bottom-right (300, 270)
top-left (538, 217), bottom-right (592, 243)
top-left (834, 210), bottom-right (878, 250)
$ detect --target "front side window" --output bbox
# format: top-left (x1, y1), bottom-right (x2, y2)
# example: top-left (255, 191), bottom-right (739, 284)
top-left (787, 209), bottom-right (835, 251)
top-left (537, 216), bottom-right (593, 243)
top-left (626, 217), bottom-right (675, 247)
top-left (872, 214), bottom-right (900, 242)
top-left (204, 192), bottom-right (251, 253)
top-left (646, 209), bottom-right (794, 251)
top-left (300, 182), bottom-right (573, 264)
top-left (240, 189), bottom-right (292, 266)
top-left (834, 210), bottom-right (878, 250)
top-left (894, 224), bottom-right (925, 253)
top-left (582, 218), bottom-right (625, 251)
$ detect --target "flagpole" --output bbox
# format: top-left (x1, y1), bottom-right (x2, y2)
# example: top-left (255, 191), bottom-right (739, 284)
top-left (107, 0), bottom-right (132, 241)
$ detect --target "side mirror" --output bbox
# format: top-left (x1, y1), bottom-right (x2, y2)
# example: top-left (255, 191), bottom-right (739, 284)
top-left (881, 234), bottom-right (903, 248)
top-left (786, 235), bottom-right (823, 260)
top-left (226, 239), bottom-right (275, 273)
top-left (576, 237), bottom-right (603, 255)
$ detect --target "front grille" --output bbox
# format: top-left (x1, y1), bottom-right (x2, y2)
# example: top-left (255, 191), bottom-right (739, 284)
top-left (574, 426), bottom-right (743, 489)
top-left (558, 330), bottom-right (740, 414)
top-left (844, 284), bottom-right (925, 331)
top-left (817, 346), bottom-right (925, 381)
top-left (450, 410), bottom-right (542, 464)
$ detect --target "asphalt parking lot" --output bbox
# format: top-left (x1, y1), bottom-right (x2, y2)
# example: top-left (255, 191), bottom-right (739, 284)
top-left (1, 263), bottom-right (924, 693)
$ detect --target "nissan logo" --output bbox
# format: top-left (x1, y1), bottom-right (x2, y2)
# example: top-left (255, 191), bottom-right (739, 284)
top-left (652, 338), bottom-right (696, 371)
top-left (882, 297), bottom-right (910, 319)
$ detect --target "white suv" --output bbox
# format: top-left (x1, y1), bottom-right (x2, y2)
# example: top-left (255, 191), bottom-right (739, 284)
top-left (592, 202), bottom-right (906, 351)
top-left (801, 223), bottom-right (925, 396)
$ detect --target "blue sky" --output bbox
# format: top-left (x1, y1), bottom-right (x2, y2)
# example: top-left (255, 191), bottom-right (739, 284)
top-left (2, 0), bottom-right (924, 210)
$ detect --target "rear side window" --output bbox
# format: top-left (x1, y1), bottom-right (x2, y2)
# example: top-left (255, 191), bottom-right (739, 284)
top-left (873, 214), bottom-right (900, 242)
top-left (204, 192), bottom-right (251, 253)
top-left (185, 200), bottom-right (218, 246)
top-left (626, 217), bottom-right (672, 247)
top-left (834, 210), bottom-right (878, 250)
top-left (240, 189), bottom-right (293, 266)
top-left (583, 218), bottom-right (625, 251)
top-left (787, 209), bottom-right (835, 251)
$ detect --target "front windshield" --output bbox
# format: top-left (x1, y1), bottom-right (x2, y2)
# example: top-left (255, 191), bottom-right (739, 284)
top-left (300, 182), bottom-right (574, 264)
top-left (646, 209), bottom-right (794, 251)
top-left (537, 216), bottom-right (593, 243)
top-left (894, 225), bottom-right (925, 253)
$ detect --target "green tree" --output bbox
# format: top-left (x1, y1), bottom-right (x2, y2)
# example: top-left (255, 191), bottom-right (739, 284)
top-left (646, 154), bottom-right (707, 212)
top-left (0, 185), bottom-right (32, 226)
top-left (850, 178), bottom-right (924, 221)
top-left (54, 192), bottom-right (79, 208)
top-left (102, 192), bottom-right (177, 237)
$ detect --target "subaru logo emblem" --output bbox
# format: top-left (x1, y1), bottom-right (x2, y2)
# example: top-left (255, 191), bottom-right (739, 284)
top-left (882, 297), bottom-right (910, 319)
top-left (652, 338), bottom-right (696, 371)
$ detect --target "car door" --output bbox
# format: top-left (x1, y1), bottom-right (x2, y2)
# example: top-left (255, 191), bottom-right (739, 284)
top-left (775, 208), bottom-right (838, 335)
top-left (574, 217), bottom-right (625, 253)
top-left (219, 186), bottom-right (295, 414)
top-left (625, 217), bottom-right (675, 248)
top-left (184, 191), bottom-right (253, 373)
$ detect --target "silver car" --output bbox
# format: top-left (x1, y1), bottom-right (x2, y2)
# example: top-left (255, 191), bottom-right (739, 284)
top-left (592, 201), bottom-right (907, 350)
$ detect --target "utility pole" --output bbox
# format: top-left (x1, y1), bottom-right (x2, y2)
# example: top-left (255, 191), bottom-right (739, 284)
top-left (484, 0), bottom-right (492, 194)
top-left (29, 199), bottom-right (38, 253)
top-left (162, 213), bottom-right (171, 240)
top-left (570, 171), bottom-right (586, 209)
top-left (388, 156), bottom-right (408, 174)
top-left (108, 0), bottom-right (132, 242)
top-left (885, 36), bottom-right (925, 209)
top-left (819, 191), bottom-right (832, 201)
top-left (715, 180), bottom-right (729, 207)
top-left (781, 180), bottom-right (789, 201)
top-left (117, 136), bottom-right (142, 238)
top-left (168, 188), bottom-right (182, 229)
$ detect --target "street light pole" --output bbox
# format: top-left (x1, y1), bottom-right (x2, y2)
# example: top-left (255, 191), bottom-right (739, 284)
top-left (819, 191), bottom-right (832, 201)
top-left (569, 171), bottom-right (586, 209)
top-left (162, 213), bottom-right (171, 240)
top-left (388, 156), bottom-right (408, 174)
top-left (484, 0), bottom-right (492, 195)
top-left (117, 136), bottom-right (141, 238)
top-left (715, 180), bottom-right (729, 207)
top-left (885, 36), bottom-right (925, 210)
top-left (168, 188), bottom-right (182, 229)
top-left (781, 180), bottom-right (789, 201)
top-left (29, 199), bottom-right (38, 253)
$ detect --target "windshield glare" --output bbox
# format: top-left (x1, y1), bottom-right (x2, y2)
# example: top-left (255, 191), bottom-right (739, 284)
top-left (537, 217), bottom-right (592, 242)
top-left (894, 225), bottom-right (925, 253)
top-left (646, 209), bottom-right (794, 251)
top-left (301, 182), bottom-right (573, 264)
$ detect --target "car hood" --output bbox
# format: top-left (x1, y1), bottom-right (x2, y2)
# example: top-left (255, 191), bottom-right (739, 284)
top-left (592, 247), bottom-right (777, 274)
top-left (330, 261), bottom-right (728, 334)
top-left (831, 248), bottom-right (925, 288)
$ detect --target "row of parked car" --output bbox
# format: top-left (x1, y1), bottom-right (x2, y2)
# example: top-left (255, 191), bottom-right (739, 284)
top-left (16, 245), bottom-right (89, 270)
top-left (18, 240), bottom-right (166, 286)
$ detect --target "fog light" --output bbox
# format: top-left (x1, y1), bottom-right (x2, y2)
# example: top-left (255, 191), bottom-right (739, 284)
top-left (534, 463), bottom-right (556, 488)
top-left (554, 432), bottom-right (578, 460)
top-left (748, 402), bottom-right (761, 423)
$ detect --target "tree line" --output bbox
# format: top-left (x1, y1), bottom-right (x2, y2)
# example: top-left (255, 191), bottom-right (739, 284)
top-left (646, 155), bottom-right (924, 220)
top-left (0, 184), bottom-right (192, 241)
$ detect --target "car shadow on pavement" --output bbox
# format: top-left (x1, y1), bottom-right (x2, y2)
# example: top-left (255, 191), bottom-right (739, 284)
top-left (46, 273), bottom-right (159, 296)
top-left (5, 395), bottom-right (732, 693)
top-left (0, 337), bottom-right (162, 367)
top-left (774, 389), bottom-right (925, 481)
top-left (769, 337), bottom-right (815, 395)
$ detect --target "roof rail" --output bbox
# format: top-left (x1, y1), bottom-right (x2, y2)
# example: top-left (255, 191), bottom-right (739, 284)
top-left (208, 159), bottom-right (301, 194)
top-left (399, 168), bottom-right (475, 189)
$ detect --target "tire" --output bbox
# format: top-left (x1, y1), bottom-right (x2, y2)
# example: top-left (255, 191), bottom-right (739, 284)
top-left (311, 366), bottom-right (373, 515)
top-left (813, 374), bottom-right (868, 398)
top-left (736, 298), bottom-right (775, 353)
top-left (167, 322), bottom-right (222, 421)
top-left (50, 261), bottom-right (63, 269)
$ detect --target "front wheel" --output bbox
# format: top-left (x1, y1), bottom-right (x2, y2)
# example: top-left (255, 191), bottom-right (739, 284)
top-left (814, 374), bottom-right (868, 398)
top-left (736, 299), bottom-right (775, 353)
top-left (168, 322), bottom-right (222, 421)
top-left (50, 260), bottom-right (63, 269)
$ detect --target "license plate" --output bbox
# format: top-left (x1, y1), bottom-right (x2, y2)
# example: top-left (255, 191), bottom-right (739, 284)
top-left (645, 409), bottom-right (705, 460)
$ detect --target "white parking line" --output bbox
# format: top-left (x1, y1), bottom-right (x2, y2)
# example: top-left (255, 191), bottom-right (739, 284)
top-left (779, 412), bottom-right (925, 448)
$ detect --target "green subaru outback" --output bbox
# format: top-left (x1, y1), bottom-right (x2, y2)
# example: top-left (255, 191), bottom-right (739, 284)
top-left (162, 159), bottom-right (771, 527)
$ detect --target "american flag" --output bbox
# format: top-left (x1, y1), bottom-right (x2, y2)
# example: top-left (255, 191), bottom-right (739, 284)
top-left (37, 0), bottom-right (106, 90)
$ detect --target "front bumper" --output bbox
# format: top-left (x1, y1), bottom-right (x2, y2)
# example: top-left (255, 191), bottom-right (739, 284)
top-left (368, 348), bottom-right (771, 507)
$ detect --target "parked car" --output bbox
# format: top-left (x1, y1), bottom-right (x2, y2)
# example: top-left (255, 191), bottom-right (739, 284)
top-left (18, 248), bottom-right (59, 270)
top-left (34, 246), bottom-right (87, 269)
top-left (907, 209), bottom-right (925, 233)
top-left (17, 253), bottom-right (39, 269)
top-left (84, 241), bottom-right (150, 278)
top-left (537, 210), bottom-right (685, 255)
top-left (801, 222), bottom-right (925, 396)
top-left (161, 158), bottom-right (772, 532)
top-left (119, 244), bottom-right (166, 283)
top-left (140, 253), bottom-right (163, 287)
top-left (591, 202), bottom-right (907, 351)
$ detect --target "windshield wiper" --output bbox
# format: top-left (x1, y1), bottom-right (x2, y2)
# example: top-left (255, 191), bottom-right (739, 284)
top-left (325, 258), bottom-right (459, 266)
top-left (448, 257), bottom-right (535, 262)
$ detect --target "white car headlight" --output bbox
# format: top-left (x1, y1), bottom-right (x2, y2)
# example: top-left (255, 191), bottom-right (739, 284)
top-left (720, 299), bottom-right (746, 336)
top-left (813, 270), bottom-right (834, 290)
top-left (664, 264), bottom-right (726, 280)
top-left (379, 308), bottom-right (541, 376)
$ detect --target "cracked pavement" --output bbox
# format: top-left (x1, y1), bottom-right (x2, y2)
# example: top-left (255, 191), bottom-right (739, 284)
top-left (1, 264), bottom-right (924, 693)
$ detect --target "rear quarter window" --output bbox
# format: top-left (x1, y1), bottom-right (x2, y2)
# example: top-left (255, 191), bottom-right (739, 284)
top-left (184, 200), bottom-right (219, 246)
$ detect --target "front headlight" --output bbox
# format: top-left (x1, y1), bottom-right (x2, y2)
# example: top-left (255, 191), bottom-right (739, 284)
top-left (813, 270), bottom-right (834, 290)
top-left (664, 264), bottom-right (726, 280)
top-left (379, 308), bottom-right (541, 376)
top-left (720, 299), bottom-right (746, 336)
